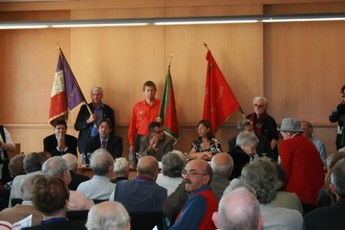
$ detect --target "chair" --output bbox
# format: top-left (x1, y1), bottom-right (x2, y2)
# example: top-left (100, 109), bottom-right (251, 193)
top-left (11, 198), bottom-right (23, 207)
top-left (129, 211), bottom-right (165, 230)
top-left (66, 210), bottom-right (89, 222)
top-left (92, 199), bottom-right (108, 204)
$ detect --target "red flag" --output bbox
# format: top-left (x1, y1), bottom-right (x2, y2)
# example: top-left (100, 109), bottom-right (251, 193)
top-left (48, 50), bottom-right (86, 125)
top-left (202, 50), bottom-right (240, 134)
top-left (159, 65), bottom-right (179, 143)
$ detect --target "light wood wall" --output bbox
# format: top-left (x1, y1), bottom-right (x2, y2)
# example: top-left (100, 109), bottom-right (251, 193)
top-left (0, 0), bottom-right (344, 158)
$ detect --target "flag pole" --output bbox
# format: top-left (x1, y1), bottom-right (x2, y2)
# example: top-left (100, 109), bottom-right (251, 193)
top-left (56, 43), bottom-right (92, 115)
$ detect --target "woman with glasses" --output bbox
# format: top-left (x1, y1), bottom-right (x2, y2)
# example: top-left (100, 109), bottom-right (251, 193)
top-left (188, 120), bottom-right (222, 161)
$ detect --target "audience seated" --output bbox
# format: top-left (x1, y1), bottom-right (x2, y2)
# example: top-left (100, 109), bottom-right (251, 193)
top-left (85, 201), bottom-right (130, 230)
top-left (273, 163), bottom-right (303, 214)
top-left (22, 175), bottom-right (86, 230)
top-left (317, 152), bottom-right (345, 208)
top-left (9, 152), bottom-right (45, 206)
top-left (228, 120), bottom-right (274, 159)
top-left (42, 156), bottom-right (94, 210)
top-left (304, 158), bottom-right (345, 230)
top-left (210, 152), bottom-right (233, 201)
top-left (278, 117), bottom-right (325, 214)
top-left (62, 153), bottom-right (89, 190)
top-left (212, 186), bottom-right (264, 230)
top-left (138, 121), bottom-right (174, 161)
top-left (229, 131), bottom-right (258, 179)
top-left (0, 174), bottom-right (42, 225)
top-left (156, 151), bottom-right (185, 196)
top-left (110, 156), bottom-right (167, 212)
top-left (111, 157), bottom-right (129, 183)
top-left (241, 157), bottom-right (303, 230)
top-left (301, 120), bottom-right (327, 166)
top-left (43, 119), bottom-right (78, 157)
top-left (189, 120), bottom-right (222, 161)
top-left (85, 118), bottom-right (123, 160)
top-left (169, 159), bottom-right (218, 229)
top-left (0, 153), bottom-right (25, 210)
top-left (77, 148), bottom-right (115, 200)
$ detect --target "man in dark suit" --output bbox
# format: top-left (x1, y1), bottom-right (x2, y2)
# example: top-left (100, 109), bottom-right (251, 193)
top-left (304, 158), bottom-right (345, 230)
top-left (43, 120), bottom-right (78, 157)
top-left (85, 118), bottom-right (123, 159)
top-left (74, 86), bottom-right (115, 156)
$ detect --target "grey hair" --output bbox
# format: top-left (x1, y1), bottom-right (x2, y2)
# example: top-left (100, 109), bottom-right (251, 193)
top-left (86, 201), bottom-right (130, 230)
top-left (91, 86), bottom-right (103, 94)
top-left (253, 96), bottom-right (268, 106)
top-left (330, 158), bottom-right (345, 199)
top-left (114, 157), bottom-right (129, 175)
top-left (241, 157), bottom-right (280, 204)
top-left (210, 154), bottom-right (234, 175)
top-left (223, 178), bottom-right (256, 197)
top-left (162, 152), bottom-right (186, 178)
top-left (42, 156), bottom-right (68, 177)
top-left (237, 120), bottom-right (252, 132)
top-left (90, 148), bottom-right (114, 176)
top-left (235, 131), bottom-right (258, 147)
top-left (62, 153), bottom-right (78, 171)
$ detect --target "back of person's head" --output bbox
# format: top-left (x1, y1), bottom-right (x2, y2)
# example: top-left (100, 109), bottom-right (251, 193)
top-left (9, 153), bottom-right (26, 178)
top-left (216, 187), bottom-right (263, 230)
top-left (42, 156), bottom-right (69, 178)
top-left (325, 152), bottom-right (345, 203)
top-left (137, 156), bottom-right (159, 179)
top-left (62, 153), bottom-right (78, 171)
top-left (31, 175), bottom-right (69, 217)
top-left (90, 148), bottom-right (114, 176)
top-left (223, 178), bottom-right (256, 196)
top-left (330, 158), bottom-right (345, 199)
top-left (237, 120), bottom-right (252, 132)
top-left (161, 152), bottom-right (186, 178)
top-left (38, 151), bottom-right (52, 163)
top-left (241, 157), bottom-right (280, 204)
top-left (114, 157), bottom-right (129, 177)
top-left (23, 152), bottom-right (44, 173)
top-left (148, 121), bottom-right (162, 133)
top-left (210, 153), bottom-right (234, 177)
top-left (21, 174), bottom-right (41, 201)
top-left (86, 201), bottom-right (130, 230)
top-left (236, 131), bottom-right (258, 147)
top-left (53, 119), bottom-right (67, 128)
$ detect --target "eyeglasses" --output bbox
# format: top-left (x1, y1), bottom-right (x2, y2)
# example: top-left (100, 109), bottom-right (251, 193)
top-left (253, 104), bottom-right (265, 108)
top-left (181, 170), bottom-right (207, 177)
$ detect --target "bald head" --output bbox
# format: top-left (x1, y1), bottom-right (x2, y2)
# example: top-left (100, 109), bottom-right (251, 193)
top-left (211, 153), bottom-right (234, 177)
top-left (215, 187), bottom-right (263, 230)
top-left (62, 153), bottom-right (78, 171)
top-left (86, 201), bottom-right (130, 230)
top-left (137, 156), bottom-right (159, 180)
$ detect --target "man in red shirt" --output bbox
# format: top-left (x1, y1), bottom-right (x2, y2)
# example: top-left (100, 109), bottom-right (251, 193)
top-left (128, 81), bottom-right (161, 160)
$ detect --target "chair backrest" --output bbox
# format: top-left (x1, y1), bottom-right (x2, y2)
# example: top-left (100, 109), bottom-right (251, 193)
top-left (66, 210), bottom-right (89, 222)
top-left (92, 199), bottom-right (108, 204)
top-left (11, 198), bottom-right (23, 207)
top-left (129, 211), bottom-right (164, 230)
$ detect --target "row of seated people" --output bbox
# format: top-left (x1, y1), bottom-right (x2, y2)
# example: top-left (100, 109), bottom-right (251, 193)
top-left (0, 141), bottom-right (344, 229)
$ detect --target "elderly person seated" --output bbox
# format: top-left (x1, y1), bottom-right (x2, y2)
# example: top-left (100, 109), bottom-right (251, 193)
top-left (111, 157), bottom-right (129, 183)
top-left (229, 131), bottom-right (258, 179)
top-left (241, 157), bottom-right (303, 229)
top-left (156, 151), bottom-right (186, 196)
top-left (86, 201), bottom-right (130, 230)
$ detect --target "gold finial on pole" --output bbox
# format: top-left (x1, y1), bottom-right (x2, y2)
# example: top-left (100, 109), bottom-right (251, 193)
top-left (56, 42), bottom-right (61, 51)
top-left (204, 42), bottom-right (209, 50)
top-left (168, 53), bottom-right (173, 68)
